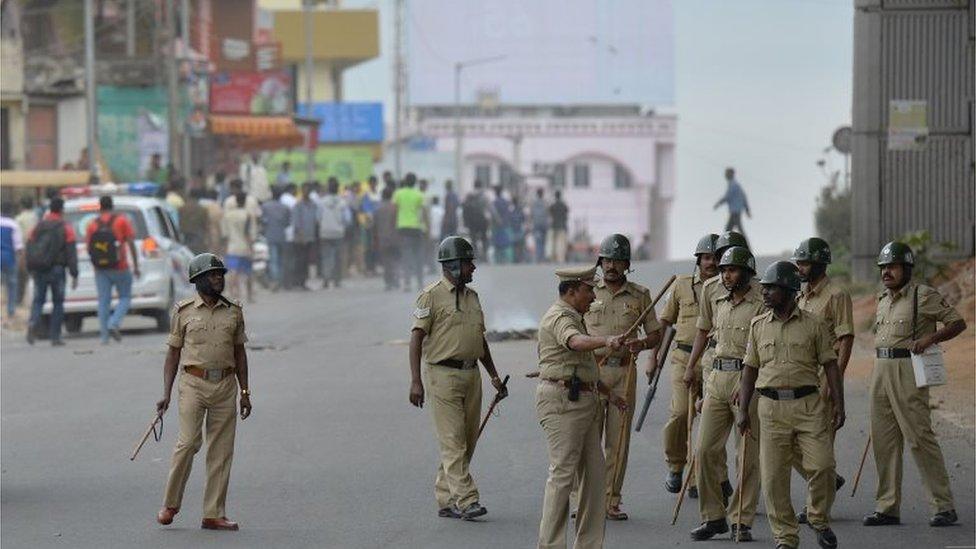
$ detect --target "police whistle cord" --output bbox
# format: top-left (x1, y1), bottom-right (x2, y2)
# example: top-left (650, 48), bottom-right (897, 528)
top-left (850, 434), bottom-right (872, 498)
top-left (597, 275), bottom-right (676, 369)
top-left (130, 411), bottom-right (164, 461)
top-left (635, 325), bottom-right (675, 432)
top-left (476, 375), bottom-right (510, 441)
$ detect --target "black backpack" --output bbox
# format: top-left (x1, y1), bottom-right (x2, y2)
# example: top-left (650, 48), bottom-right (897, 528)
top-left (26, 219), bottom-right (66, 271)
top-left (88, 215), bottom-right (120, 269)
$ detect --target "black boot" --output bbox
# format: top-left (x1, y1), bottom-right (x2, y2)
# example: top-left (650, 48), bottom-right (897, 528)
top-left (862, 512), bottom-right (900, 526)
top-left (730, 524), bottom-right (752, 542)
top-left (815, 526), bottom-right (838, 549)
top-left (665, 470), bottom-right (682, 493)
top-left (796, 506), bottom-right (808, 524)
top-left (929, 509), bottom-right (958, 527)
top-left (690, 519), bottom-right (729, 541)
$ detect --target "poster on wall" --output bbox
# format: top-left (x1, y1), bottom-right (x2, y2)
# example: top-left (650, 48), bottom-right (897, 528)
top-left (210, 70), bottom-right (292, 115)
top-left (97, 86), bottom-right (183, 181)
top-left (888, 100), bottom-right (928, 151)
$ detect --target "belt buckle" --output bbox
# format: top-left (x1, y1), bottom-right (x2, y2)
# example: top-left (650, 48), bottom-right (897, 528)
top-left (606, 356), bottom-right (621, 367)
top-left (205, 369), bottom-right (223, 382)
top-left (776, 389), bottom-right (793, 400)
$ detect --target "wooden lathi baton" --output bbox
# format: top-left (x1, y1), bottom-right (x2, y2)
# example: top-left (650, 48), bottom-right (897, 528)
top-left (735, 436), bottom-right (747, 542)
top-left (130, 411), bottom-right (164, 461)
top-left (605, 276), bottom-right (677, 512)
top-left (850, 434), bottom-right (872, 497)
top-left (476, 375), bottom-right (510, 441)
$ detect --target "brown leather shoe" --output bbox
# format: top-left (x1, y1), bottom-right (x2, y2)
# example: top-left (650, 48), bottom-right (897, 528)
top-left (201, 517), bottom-right (239, 531)
top-left (156, 507), bottom-right (178, 525)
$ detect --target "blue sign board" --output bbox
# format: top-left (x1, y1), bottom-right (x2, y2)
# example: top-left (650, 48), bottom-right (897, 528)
top-left (297, 102), bottom-right (384, 143)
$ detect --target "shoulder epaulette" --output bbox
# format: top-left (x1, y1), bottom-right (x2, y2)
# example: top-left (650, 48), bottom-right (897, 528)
top-left (421, 280), bottom-right (440, 294)
top-left (750, 311), bottom-right (771, 326)
top-left (175, 298), bottom-right (194, 311)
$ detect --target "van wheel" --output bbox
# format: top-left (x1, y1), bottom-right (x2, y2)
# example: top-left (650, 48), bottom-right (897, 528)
top-left (65, 315), bottom-right (83, 334)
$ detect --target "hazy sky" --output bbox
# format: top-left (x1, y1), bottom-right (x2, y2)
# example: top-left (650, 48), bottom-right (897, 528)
top-left (342, 0), bottom-right (854, 256)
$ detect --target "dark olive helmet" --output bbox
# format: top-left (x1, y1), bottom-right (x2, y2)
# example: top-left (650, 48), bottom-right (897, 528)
top-left (759, 260), bottom-right (801, 292)
top-left (792, 237), bottom-right (832, 264)
top-left (718, 246), bottom-right (756, 274)
top-left (877, 241), bottom-right (914, 266)
top-left (714, 230), bottom-right (749, 257)
top-left (695, 233), bottom-right (719, 256)
top-left (437, 236), bottom-right (475, 263)
top-left (598, 233), bottom-right (631, 262)
top-left (188, 253), bottom-right (227, 282)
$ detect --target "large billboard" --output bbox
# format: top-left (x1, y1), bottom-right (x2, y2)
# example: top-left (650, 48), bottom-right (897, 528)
top-left (406, 0), bottom-right (673, 106)
top-left (210, 70), bottom-right (292, 115)
top-left (297, 102), bottom-right (384, 143)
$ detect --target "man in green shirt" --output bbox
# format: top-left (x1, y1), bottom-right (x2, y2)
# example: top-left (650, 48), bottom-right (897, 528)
top-left (393, 173), bottom-right (429, 292)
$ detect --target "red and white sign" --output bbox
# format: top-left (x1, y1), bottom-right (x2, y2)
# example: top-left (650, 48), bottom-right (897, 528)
top-left (209, 70), bottom-right (292, 115)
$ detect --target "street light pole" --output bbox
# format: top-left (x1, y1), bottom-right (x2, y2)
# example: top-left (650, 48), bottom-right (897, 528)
top-left (83, 0), bottom-right (99, 180)
top-left (452, 55), bottom-right (506, 194)
top-left (303, 0), bottom-right (316, 181)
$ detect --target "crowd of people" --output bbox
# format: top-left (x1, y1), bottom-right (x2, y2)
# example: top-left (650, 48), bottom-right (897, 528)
top-left (162, 162), bottom-right (594, 297)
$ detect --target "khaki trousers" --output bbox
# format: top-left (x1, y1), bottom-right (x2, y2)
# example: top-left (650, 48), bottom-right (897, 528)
top-left (570, 362), bottom-right (637, 508)
top-left (695, 369), bottom-right (760, 525)
top-left (162, 373), bottom-right (238, 519)
top-left (425, 364), bottom-right (482, 509)
top-left (791, 371), bottom-right (837, 510)
top-left (759, 394), bottom-right (836, 548)
top-left (663, 349), bottom-right (698, 474)
top-left (870, 357), bottom-right (954, 515)
top-left (537, 383), bottom-right (606, 549)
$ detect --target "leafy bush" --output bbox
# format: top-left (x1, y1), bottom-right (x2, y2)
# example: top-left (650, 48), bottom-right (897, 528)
top-left (896, 230), bottom-right (957, 282)
top-left (815, 179), bottom-right (852, 279)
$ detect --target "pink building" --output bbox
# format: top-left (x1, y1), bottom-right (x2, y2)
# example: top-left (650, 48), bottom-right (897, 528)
top-left (408, 104), bottom-right (676, 260)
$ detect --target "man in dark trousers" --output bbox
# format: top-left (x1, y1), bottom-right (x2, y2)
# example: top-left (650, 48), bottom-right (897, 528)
top-left (25, 197), bottom-right (78, 346)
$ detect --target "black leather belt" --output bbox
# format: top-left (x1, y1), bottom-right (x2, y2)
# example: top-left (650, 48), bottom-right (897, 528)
top-left (435, 358), bottom-right (478, 369)
top-left (676, 343), bottom-right (693, 353)
top-left (876, 347), bottom-right (911, 359)
top-left (712, 358), bottom-right (744, 371)
top-left (758, 386), bottom-right (818, 400)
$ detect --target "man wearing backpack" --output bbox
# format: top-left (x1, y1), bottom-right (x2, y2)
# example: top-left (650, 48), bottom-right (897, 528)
top-left (26, 197), bottom-right (79, 345)
top-left (86, 195), bottom-right (140, 344)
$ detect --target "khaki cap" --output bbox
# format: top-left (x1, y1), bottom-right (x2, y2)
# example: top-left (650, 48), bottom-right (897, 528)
top-left (555, 265), bottom-right (599, 286)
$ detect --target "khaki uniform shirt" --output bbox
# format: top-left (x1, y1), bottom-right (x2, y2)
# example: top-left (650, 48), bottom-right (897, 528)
top-left (697, 280), bottom-right (765, 361)
top-left (797, 276), bottom-right (854, 344)
top-left (537, 299), bottom-right (599, 383)
top-left (745, 307), bottom-right (837, 389)
top-left (413, 278), bottom-right (486, 364)
top-left (585, 279), bottom-right (661, 357)
top-left (660, 273), bottom-right (706, 345)
top-left (167, 295), bottom-right (247, 370)
top-left (875, 282), bottom-right (962, 349)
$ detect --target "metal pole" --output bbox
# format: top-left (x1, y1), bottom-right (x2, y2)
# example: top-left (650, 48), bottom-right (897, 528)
top-left (393, 0), bottom-right (403, 180)
top-left (303, 0), bottom-right (316, 180)
top-left (453, 63), bottom-right (462, 193)
top-left (165, 0), bottom-right (180, 177)
top-left (83, 0), bottom-right (99, 180)
top-left (181, 0), bottom-right (192, 180)
top-left (126, 0), bottom-right (136, 57)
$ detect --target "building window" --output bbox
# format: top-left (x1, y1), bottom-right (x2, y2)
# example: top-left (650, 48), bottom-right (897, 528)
top-left (474, 164), bottom-right (491, 186)
top-left (614, 164), bottom-right (633, 189)
top-left (572, 163), bottom-right (590, 188)
top-left (499, 164), bottom-right (517, 189)
top-left (550, 164), bottom-right (566, 189)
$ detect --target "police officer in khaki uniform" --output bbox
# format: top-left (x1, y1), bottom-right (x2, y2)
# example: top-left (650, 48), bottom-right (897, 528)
top-left (571, 234), bottom-right (661, 521)
top-left (863, 242), bottom-right (966, 528)
top-left (536, 266), bottom-right (633, 549)
top-left (408, 236), bottom-right (507, 520)
top-left (790, 237), bottom-right (853, 524)
top-left (738, 261), bottom-right (844, 549)
top-left (683, 246), bottom-right (766, 542)
top-left (656, 233), bottom-right (719, 495)
top-left (156, 253), bottom-right (251, 531)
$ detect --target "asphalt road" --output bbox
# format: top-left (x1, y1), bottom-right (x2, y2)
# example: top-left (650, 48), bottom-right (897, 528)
top-left (2, 260), bottom-right (973, 549)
